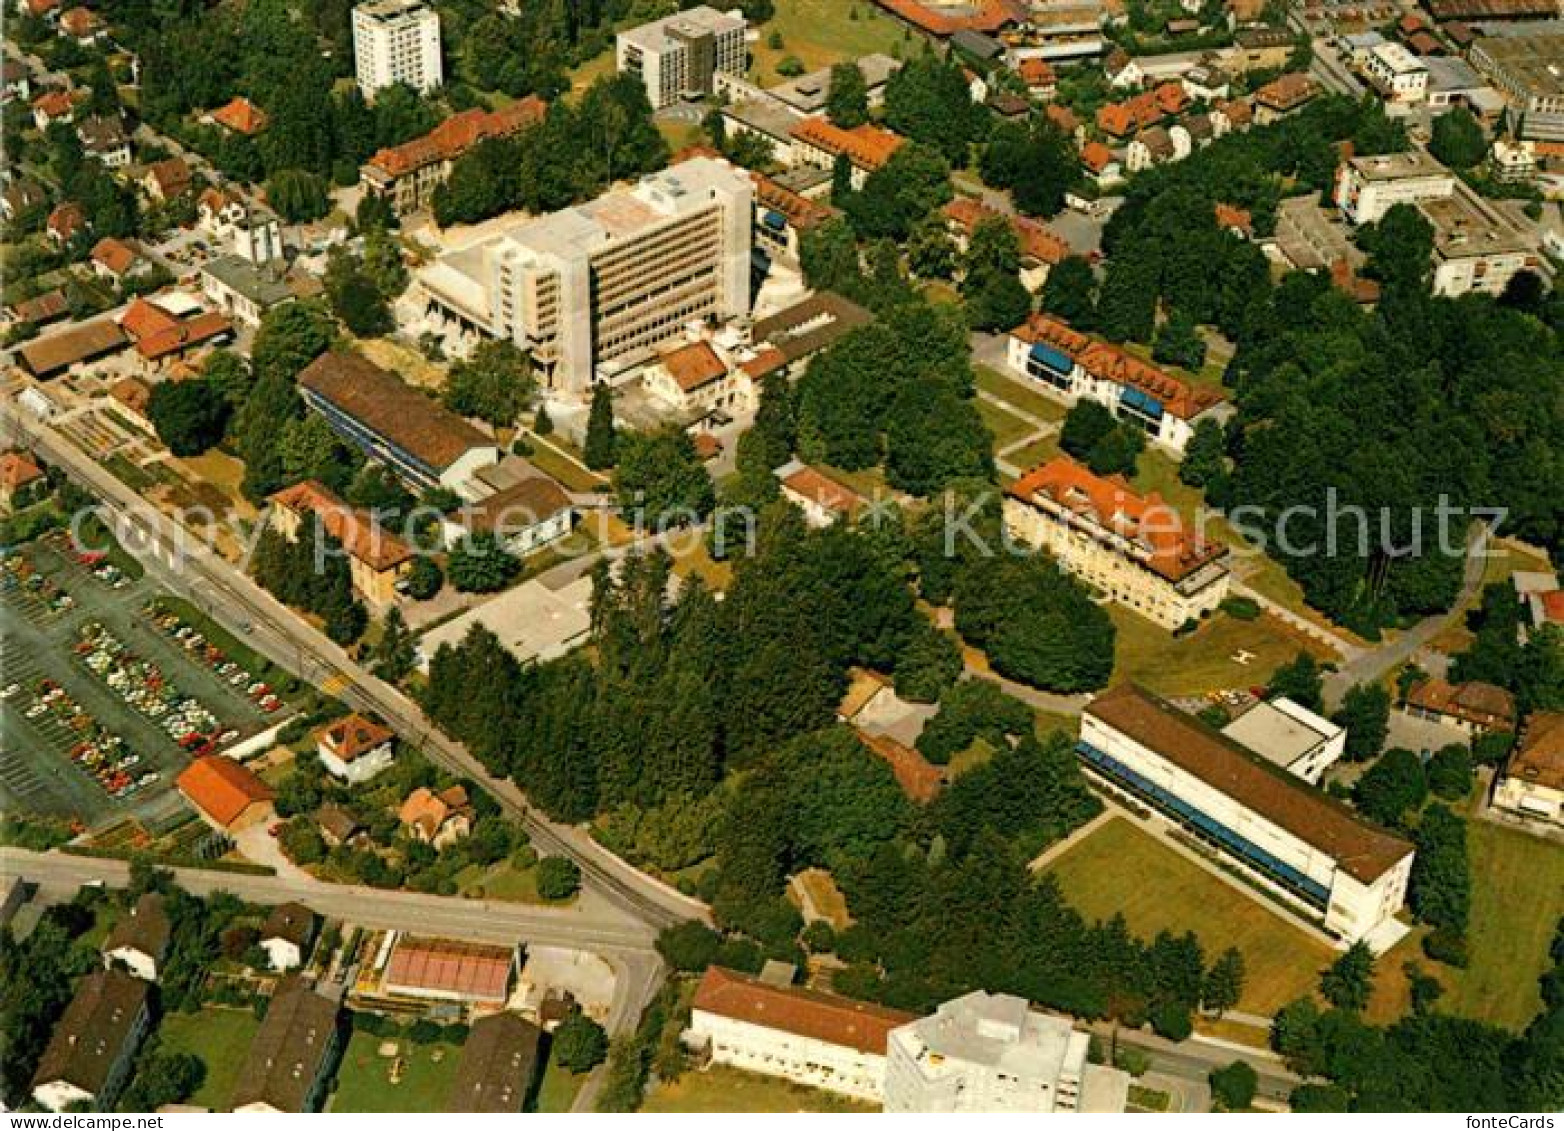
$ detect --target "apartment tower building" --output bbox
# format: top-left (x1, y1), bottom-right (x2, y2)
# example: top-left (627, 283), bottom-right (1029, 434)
top-left (616, 5), bottom-right (747, 109)
top-left (352, 0), bottom-right (443, 100)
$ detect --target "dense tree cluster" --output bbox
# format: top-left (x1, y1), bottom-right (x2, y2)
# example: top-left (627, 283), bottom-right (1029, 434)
top-left (1453, 584), bottom-right (1564, 714)
top-left (978, 117), bottom-right (1078, 218)
top-left (252, 526), bottom-right (367, 645)
top-left (881, 54), bottom-right (988, 167)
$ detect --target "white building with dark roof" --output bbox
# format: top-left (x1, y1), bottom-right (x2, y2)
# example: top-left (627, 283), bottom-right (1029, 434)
top-left (31, 970), bottom-right (152, 1112)
top-left (616, 5), bottom-right (746, 109)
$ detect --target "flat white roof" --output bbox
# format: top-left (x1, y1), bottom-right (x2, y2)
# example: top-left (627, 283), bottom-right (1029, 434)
top-left (1222, 697), bottom-right (1341, 769)
top-left (417, 576), bottom-right (592, 667)
top-left (618, 4), bottom-right (744, 51)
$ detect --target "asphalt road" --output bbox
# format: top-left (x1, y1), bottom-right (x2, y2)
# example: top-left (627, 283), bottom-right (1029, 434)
top-left (0, 406), bottom-right (709, 936)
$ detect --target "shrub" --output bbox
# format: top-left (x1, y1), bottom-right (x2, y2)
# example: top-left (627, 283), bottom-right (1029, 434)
top-left (536, 855), bottom-right (582, 901)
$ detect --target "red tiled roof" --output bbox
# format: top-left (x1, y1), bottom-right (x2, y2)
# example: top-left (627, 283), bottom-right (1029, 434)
top-left (144, 157), bottom-right (192, 199)
top-left (741, 346), bottom-right (789, 380)
top-left (25, 0), bottom-right (62, 15)
top-left (59, 7), bottom-right (101, 35)
top-left (318, 713), bottom-right (394, 762)
top-left (385, 937), bottom-right (513, 1000)
top-left (1215, 202), bottom-right (1253, 234)
top-left (210, 97), bottom-right (268, 135)
top-left (135, 312), bottom-right (233, 361)
top-left (1507, 712), bottom-right (1564, 793)
top-left (1045, 103), bottom-right (1079, 134)
top-left (32, 89), bottom-right (75, 119)
top-left (1096, 88), bottom-right (1172, 137)
top-left (942, 197), bottom-right (1069, 265)
top-left (752, 170), bottom-right (836, 231)
top-left (119, 298), bottom-right (178, 342)
top-left (659, 340), bottom-right (729, 392)
top-left (693, 966), bottom-right (915, 1054)
top-left (790, 117), bottom-right (905, 172)
top-left (46, 201), bottom-right (85, 240)
top-left (1540, 591), bottom-right (1564, 624)
top-left (11, 290), bottom-right (69, 325)
top-left (692, 432), bottom-right (722, 460)
top-left (1153, 81), bottom-right (1188, 115)
top-left (1007, 454), bottom-right (1225, 583)
top-left (1217, 98), bottom-right (1254, 127)
top-left (782, 465), bottom-right (862, 515)
top-left (1256, 73), bottom-right (1316, 111)
top-left (366, 97), bottom-right (545, 178)
top-left (1405, 677), bottom-right (1515, 729)
top-left (90, 236), bottom-right (138, 276)
top-left (0, 450), bottom-right (45, 492)
top-left (1407, 30), bottom-right (1443, 54)
top-left (857, 730), bottom-right (943, 804)
top-left (1087, 684), bottom-right (1415, 883)
top-left (1018, 57), bottom-right (1056, 87)
top-left (270, 479), bottom-right (413, 573)
top-left (872, 0), bottom-right (1025, 34)
top-left (176, 756), bottom-right (274, 827)
top-left (1081, 141), bottom-right (1118, 173)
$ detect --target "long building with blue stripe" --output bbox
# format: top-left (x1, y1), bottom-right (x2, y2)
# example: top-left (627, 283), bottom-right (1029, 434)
top-left (1005, 315), bottom-right (1229, 457)
top-left (1080, 684), bottom-right (1414, 947)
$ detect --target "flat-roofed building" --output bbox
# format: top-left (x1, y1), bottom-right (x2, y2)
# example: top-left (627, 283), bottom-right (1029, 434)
top-left (885, 990), bottom-right (1129, 1113)
top-left (1221, 697), bottom-right (1347, 784)
top-left (1079, 684), bottom-right (1416, 944)
top-left (685, 965), bottom-right (916, 1103)
top-left (1005, 314), bottom-right (1227, 456)
top-left (1003, 455), bottom-right (1230, 630)
top-left (31, 970), bottom-right (152, 1112)
top-left (383, 935), bottom-right (518, 1004)
top-left (1362, 40), bottom-right (1429, 102)
top-left (297, 351), bottom-right (501, 496)
top-left (616, 5), bottom-right (746, 109)
top-left (1471, 33), bottom-right (1564, 140)
top-left (419, 156), bottom-right (752, 395)
top-left (446, 1012), bottom-right (542, 1112)
top-left (416, 575), bottom-right (594, 670)
top-left (352, 0), bottom-right (442, 100)
top-left (1333, 150), bottom-right (1456, 225)
top-left (1418, 181), bottom-right (1539, 297)
top-left (232, 976), bottom-right (343, 1113)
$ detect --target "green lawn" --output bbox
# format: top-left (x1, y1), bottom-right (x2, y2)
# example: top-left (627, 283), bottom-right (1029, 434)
top-left (643, 1065), bottom-right (877, 1112)
top-left (1108, 605), bottom-right (1329, 698)
top-left (1002, 433), bottom-right (1060, 478)
top-left (331, 1032), bottom-right (463, 1112)
top-left (530, 1053), bottom-right (587, 1113)
top-left (748, 0), bottom-right (911, 80)
top-left (157, 1007), bottom-right (261, 1110)
top-left (974, 364), bottom-right (1069, 423)
top-left (1045, 817), bottom-right (1337, 1015)
top-left (977, 398), bottom-right (1036, 452)
top-left (454, 857), bottom-right (555, 904)
top-left (523, 439), bottom-right (607, 493)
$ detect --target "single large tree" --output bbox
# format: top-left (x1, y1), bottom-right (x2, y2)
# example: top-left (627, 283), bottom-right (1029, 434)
top-left (444, 340), bottom-right (535, 428)
top-left (147, 378), bottom-right (231, 457)
top-left (583, 383), bottom-right (617, 469)
top-left (826, 61), bottom-right (869, 129)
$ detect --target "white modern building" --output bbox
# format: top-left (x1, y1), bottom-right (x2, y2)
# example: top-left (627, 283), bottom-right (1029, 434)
top-left (352, 0), bottom-right (442, 100)
top-left (1362, 41), bottom-right (1428, 103)
top-left (616, 5), bottom-right (746, 110)
top-left (1220, 697), bottom-right (1347, 785)
top-left (1333, 151), bottom-right (1455, 225)
top-left (885, 991), bottom-right (1129, 1113)
top-left (1080, 685), bottom-right (1415, 946)
top-left (1005, 315), bottom-right (1228, 458)
top-left (685, 966), bottom-right (914, 1103)
top-left (418, 156), bottom-right (753, 395)
top-left (260, 903), bottom-right (317, 972)
top-left (1421, 181), bottom-right (1539, 298)
top-left (315, 713), bottom-right (396, 784)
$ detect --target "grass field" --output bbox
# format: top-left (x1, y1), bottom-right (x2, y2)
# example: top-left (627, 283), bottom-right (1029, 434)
top-left (1044, 817), bottom-right (1337, 1015)
top-left (331, 1032), bottom-right (463, 1112)
top-left (531, 1053), bottom-right (587, 1113)
top-left (454, 857), bottom-right (548, 903)
top-left (523, 438), bottom-right (607, 493)
top-left (1108, 606), bottom-right (1329, 698)
top-left (976, 398), bottom-right (1036, 451)
top-left (157, 1008), bottom-right (260, 1110)
top-left (747, 0), bottom-right (911, 80)
top-left (643, 1065), bottom-right (877, 1112)
top-left (974, 364), bottom-right (1069, 423)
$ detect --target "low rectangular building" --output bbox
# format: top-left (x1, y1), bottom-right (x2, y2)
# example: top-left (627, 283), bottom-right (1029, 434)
top-left (297, 352), bottom-right (501, 497)
top-left (232, 976), bottom-right (342, 1113)
top-left (1220, 697), bottom-right (1347, 784)
top-left (1402, 676), bottom-right (1515, 736)
top-left (1005, 314), bottom-right (1227, 456)
top-left (383, 935), bottom-right (518, 1005)
top-left (1332, 150), bottom-right (1455, 225)
top-left (176, 755), bottom-right (275, 832)
top-left (446, 1012), bottom-right (542, 1112)
top-left (1079, 684), bottom-right (1415, 943)
top-left (416, 575), bottom-right (594, 670)
top-left (1003, 455), bottom-right (1230, 630)
top-left (1419, 181), bottom-right (1538, 297)
top-left (685, 966), bottom-right (915, 1103)
top-left (31, 970), bottom-right (152, 1112)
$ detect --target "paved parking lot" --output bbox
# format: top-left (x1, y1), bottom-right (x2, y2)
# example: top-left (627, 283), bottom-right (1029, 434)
top-left (0, 532), bottom-right (284, 830)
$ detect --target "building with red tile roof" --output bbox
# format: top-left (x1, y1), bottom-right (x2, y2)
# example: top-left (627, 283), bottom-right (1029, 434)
top-left (0, 450), bottom-right (46, 509)
top-left (208, 97), bottom-right (269, 136)
top-left (59, 6), bottom-right (103, 40)
top-left (778, 463), bottom-right (863, 527)
top-left (141, 157), bottom-right (192, 203)
top-left (31, 88), bottom-right (77, 129)
top-left (118, 298), bottom-right (178, 343)
top-left (942, 197), bottom-right (1070, 268)
top-left (687, 965), bottom-right (916, 1102)
top-left (1495, 712), bottom-right (1564, 826)
top-left (383, 936), bottom-right (515, 1003)
top-left (1045, 103), bottom-right (1079, 136)
top-left (1402, 677), bottom-right (1515, 735)
top-left (176, 756), bottom-right (275, 830)
top-left (1081, 140), bottom-right (1120, 177)
top-left (314, 714), bottom-right (396, 783)
top-left (857, 731), bottom-right (944, 804)
top-left (90, 236), bottom-right (140, 279)
top-left (1254, 73), bottom-right (1317, 122)
top-left (789, 116), bottom-right (905, 178)
top-left (269, 478), bottom-right (413, 606)
top-left (133, 312), bottom-right (233, 362)
top-left (871, 0), bottom-right (1025, 35)
top-left (1018, 57), bottom-right (1057, 93)
top-left (361, 96), bottom-right (545, 215)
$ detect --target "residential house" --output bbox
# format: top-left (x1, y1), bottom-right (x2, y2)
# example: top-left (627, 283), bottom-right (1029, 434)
top-left (259, 903), bottom-right (318, 972)
top-left (206, 96), bottom-right (269, 136)
top-left (776, 461), bottom-right (863, 528)
top-left (106, 376), bottom-right (152, 431)
top-left (684, 965), bottom-right (916, 1103)
top-left (232, 976), bottom-right (343, 1113)
top-left (77, 114), bottom-right (132, 168)
top-left (1183, 112), bottom-right (1217, 150)
top-left (317, 804), bottom-right (362, 848)
top-left (102, 893), bottom-right (170, 982)
top-left (1402, 677), bottom-right (1515, 736)
top-left (175, 755), bottom-right (276, 832)
top-left (1126, 124), bottom-right (1177, 171)
top-left (198, 188), bottom-right (283, 263)
top-left (382, 935), bottom-right (517, 1004)
top-left (788, 117), bottom-right (905, 189)
top-left (0, 450), bottom-right (47, 511)
top-left (2, 177), bottom-right (48, 221)
top-left (446, 1013), bottom-right (542, 1112)
top-left (21, 0), bottom-right (63, 20)
top-left (315, 713), bottom-right (396, 783)
top-left (643, 338), bottom-right (752, 418)
top-left (1362, 40), bottom-right (1429, 103)
top-left (9, 289), bottom-right (69, 328)
top-left (1081, 140), bottom-right (1123, 186)
top-left (1045, 102), bottom-right (1082, 141)
top-left (1254, 73), bottom-right (1317, 124)
top-left (1214, 97), bottom-right (1253, 133)
top-left (30, 971), bottom-right (152, 1112)
top-left (1017, 56), bottom-right (1057, 99)
top-left (297, 351), bottom-right (501, 498)
top-left (1004, 455), bottom-right (1231, 629)
top-left (141, 158), bottom-right (192, 203)
top-left (1104, 47), bottom-right (1142, 89)
top-left (32, 87), bottom-right (77, 130)
top-left (269, 479), bottom-right (414, 607)
top-left (90, 236), bottom-right (143, 283)
top-left (360, 97), bottom-right (545, 215)
top-left (1494, 713), bottom-right (1564, 827)
top-left (1215, 202), bottom-right (1254, 237)
top-left (58, 6), bottom-right (104, 42)
top-left (942, 196), bottom-right (1069, 289)
top-left (1182, 62), bottom-right (1230, 102)
top-left (1005, 313), bottom-right (1228, 456)
top-left (1229, 25), bottom-right (1295, 73)
top-left (399, 785), bottom-right (473, 848)
top-left (3, 58), bottom-right (32, 103)
top-left (442, 475), bottom-right (576, 558)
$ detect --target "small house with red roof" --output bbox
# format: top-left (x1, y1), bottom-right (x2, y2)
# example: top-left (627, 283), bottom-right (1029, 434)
top-left (0, 450), bottom-right (47, 511)
top-left (643, 338), bottom-right (750, 418)
top-left (45, 201), bottom-right (85, 245)
top-left (315, 713), bottom-right (396, 783)
top-left (1081, 140), bottom-right (1123, 186)
top-left (1004, 454), bottom-right (1232, 628)
top-left (58, 6), bottom-right (104, 43)
top-left (776, 461), bottom-right (864, 528)
top-left (89, 236), bottom-right (143, 282)
top-left (31, 87), bottom-right (77, 131)
top-left (206, 96), bottom-right (269, 136)
top-left (140, 158), bottom-right (192, 204)
top-left (176, 756), bottom-right (275, 831)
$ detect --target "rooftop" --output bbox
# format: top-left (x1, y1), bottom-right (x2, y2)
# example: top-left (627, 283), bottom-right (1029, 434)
top-left (779, 462), bottom-right (864, 514)
top-left (1346, 149), bottom-right (1450, 180)
top-left (18, 318), bottom-right (128, 378)
top-left (201, 255), bottom-right (300, 307)
top-left (417, 575), bottom-right (593, 667)
top-left (1221, 697), bottom-right (1342, 770)
top-left (751, 291), bottom-right (873, 363)
top-left (31, 971), bottom-right (149, 1096)
top-left (770, 54), bottom-right (901, 113)
top-left (355, 0), bottom-right (435, 23)
top-left (261, 902), bottom-right (317, 948)
top-left (657, 339), bottom-right (730, 392)
top-left (790, 116), bottom-right (906, 171)
top-left (445, 1013), bottom-right (542, 1112)
top-left (1085, 684), bottom-right (1415, 883)
top-left (618, 4), bottom-right (745, 51)
top-left (892, 990), bottom-right (1085, 1081)
top-left (232, 976), bottom-right (340, 1112)
top-left (693, 965), bottom-right (915, 1054)
top-left (1419, 181), bottom-right (1531, 259)
top-left (1508, 712), bottom-right (1564, 793)
top-left (104, 892), bottom-right (171, 962)
top-left (317, 712), bottom-right (395, 762)
top-left (384, 936), bottom-right (515, 1000)
top-left (365, 97), bottom-right (545, 178)
top-left (175, 755), bottom-right (275, 827)
top-left (1473, 33), bottom-right (1564, 99)
top-left (271, 478), bottom-right (414, 572)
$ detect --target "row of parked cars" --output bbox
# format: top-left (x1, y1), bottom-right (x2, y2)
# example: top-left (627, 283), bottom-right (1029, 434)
top-left (1, 678), bottom-right (159, 800)
top-left (144, 600), bottom-right (284, 714)
top-left (2, 554), bottom-right (75, 617)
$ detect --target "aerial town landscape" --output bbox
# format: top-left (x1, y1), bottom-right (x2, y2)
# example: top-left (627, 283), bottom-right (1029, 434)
top-left (1, 0), bottom-right (1564, 1116)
